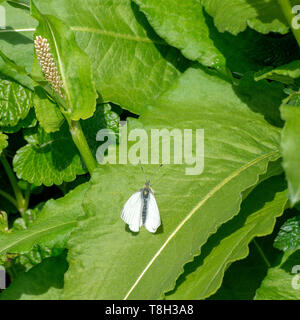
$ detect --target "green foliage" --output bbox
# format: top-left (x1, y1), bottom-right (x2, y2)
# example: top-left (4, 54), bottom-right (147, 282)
top-left (0, 253), bottom-right (68, 300)
top-left (13, 124), bottom-right (86, 186)
top-left (33, 0), bottom-right (187, 115)
top-left (274, 216), bottom-right (300, 251)
top-left (202, 0), bottom-right (295, 35)
top-left (255, 249), bottom-right (300, 299)
top-left (0, 133), bottom-right (8, 154)
top-left (13, 105), bottom-right (119, 186)
top-left (60, 67), bottom-right (282, 299)
top-left (0, 78), bottom-right (33, 127)
top-left (0, 2), bottom-right (36, 72)
top-left (1, 0), bottom-right (300, 301)
top-left (0, 183), bottom-right (88, 259)
top-left (255, 60), bottom-right (300, 84)
top-left (33, 86), bottom-right (64, 133)
top-left (31, 1), bottom-right (98, 121)
top-left (281, 93), bottom-right (300, 204)
top-left (165, 175), bottom-right (288, 299)
top-left (134, 0), bottom-right (226, 71)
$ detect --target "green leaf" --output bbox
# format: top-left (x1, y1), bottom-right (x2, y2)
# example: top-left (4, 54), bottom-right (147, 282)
top-left (0, 50), bottom-right (34, 90)
top-left (13, 124), bottom-right (86, 186)
top-left (1, 107), bottom-right (36, 133)
top-left (6, 0), bottom-right (30, 10)
top-left (208, 238), bottom-right (278, 300)
top-left (0, 2), bottom-right (36, 72)
top-left (31, 0), bottom-right (98, 121)
top-left (33, 0), bottom-right (187, 115)
top-left (202, 0), bottom-right (294, 35)
top-left (165, 175), bottom-right (288, 299)
top-left (133, 0), bottom-right (225, 71)
top-left (0, 211), bottom-right (9, 233)
top-left (61, 67), bottom-right (281, 300)
top-left (33, 86), bottom-right (64, 133)
top-left (236, 73), bottom-right (286, 127)
top-left (255, 60), bottom-right (300, 85)
top-left (0, 133), bottom-right (8, 155)
top-left (0, 77), bottom-right (33, 127)
top-left (13, 104), bottom-right (116, 186)
top-left (0, 253), bottom-right (68, 300)
top-left (255, 249), bottom-right (300, 299)
top-left (281, 94), bottom-right (300, 204)
top-left (0, 183), bottom-right (88, 259)
top-left (274, 216), bottom-right (300, 251)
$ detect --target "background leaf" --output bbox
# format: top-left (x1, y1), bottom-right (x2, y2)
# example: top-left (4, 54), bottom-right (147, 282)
top-left (0, 77), bottom-right (33, 127)
top-left (0, 253), bottom-right (67, 300)
top-left (13, 104), bottom-right (119, 186)
top-left (274, 216), bottom-right (300, 251)
top-left (165, 175), bottom-right (288, 299)
top-left (133, 0), bottom-right (225, 71)
top-left (13, 124), bottom-right (86, 186)
top-left (0, 182), bottom-right (88, 259)
top-left (33, 86), bottom-right (64, 133)
top-left (202, 0), bottom-right (293, 35)
top-left (0, 2), bottom-right (36, 72)
top-left (281, 94), bottom-right (300, 204)
top-left (255, 249), bottom-right (300, 299)
top-left (255, 60), bottom-right (300, 85)
top-left (60, 67), bottom-right (282, 300)
top-left (33, 0), bottom-right (188, 115)
top-left (0, 133), bottom-right (8, 154)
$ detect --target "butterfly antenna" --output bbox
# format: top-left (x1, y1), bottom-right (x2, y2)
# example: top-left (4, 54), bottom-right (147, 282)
top-left (150, 164), bottom-right (164, 187)
top-left (140, 165), bottom-right (147, 181)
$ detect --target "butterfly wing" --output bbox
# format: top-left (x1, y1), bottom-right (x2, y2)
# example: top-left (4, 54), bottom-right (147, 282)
top-left (144, 192), bottom-right (161, 233)
top-left (121, 191), bottom-right (143, 232)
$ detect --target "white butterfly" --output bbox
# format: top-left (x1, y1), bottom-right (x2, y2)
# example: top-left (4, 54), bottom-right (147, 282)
top-left (121, 180), bottom-right (161, 233)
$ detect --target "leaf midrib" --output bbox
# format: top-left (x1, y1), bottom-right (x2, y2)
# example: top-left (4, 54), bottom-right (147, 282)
top-left (124, 150), bottom-right (280, 299)
top-left (71, 26), bottom-right (167, 45)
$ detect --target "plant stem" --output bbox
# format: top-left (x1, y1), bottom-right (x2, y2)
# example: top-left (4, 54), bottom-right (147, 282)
top-left (0, 190), bottom-right (18, 208)
top-left (253, 239), bottom-right (271, 268)
top-left (67, 119), bottom-right (97, 175)
top-left (279, 0), bottom-right (300, 47)
top-left (0, 155), bottom-right (26, 214)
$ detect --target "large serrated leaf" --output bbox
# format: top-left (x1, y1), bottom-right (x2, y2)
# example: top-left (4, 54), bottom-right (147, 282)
top-left (133, 0), bottom-right (225, 71)
top-left (165, 175), bottom-right (288, 299)
top-left (0, 107), bottom-right (36, 133)
top-left (31, 0), bottom-right (98, 121)
top-left (0, 78), bottom-right (33, 127)
top-left (13, 104), bottom-right (118, 186)
top-left (33, 0), bottom-right (186, 115)
top-left (60, 67), bottom-right (282, 300)
top-left (13, 124), bottom-right (86, 186)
